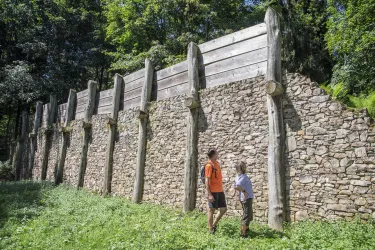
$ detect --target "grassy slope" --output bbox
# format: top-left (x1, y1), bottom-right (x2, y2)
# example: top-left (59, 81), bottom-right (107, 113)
top-left (0, 182), bottom-right (374, 250)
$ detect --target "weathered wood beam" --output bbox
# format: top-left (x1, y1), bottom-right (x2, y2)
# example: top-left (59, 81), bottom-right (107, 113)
top-left (41, 95), bottom-right (57, 180)
top-left (27, 101), bottom-right (43, 179)
top-left (266, 80), bottom-right (284, 96)
top-left (55, 89), bottom-right (77, 184)
top-left (183, 42), bottom-right (200, 212)
top-left (103, 74), bottom-right (123, 195)
top-left (133, 59), bottom-right (154, 203)
top-left (265, 7), bottom-right (285, 231)
top-left (77, 80), bottom-right (97, 188)
top-left (14, 110), bottom-right (29, 180)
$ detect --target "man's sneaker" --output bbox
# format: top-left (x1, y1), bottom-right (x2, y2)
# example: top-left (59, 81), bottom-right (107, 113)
top-left (210, 225), bottom-right (217, 234)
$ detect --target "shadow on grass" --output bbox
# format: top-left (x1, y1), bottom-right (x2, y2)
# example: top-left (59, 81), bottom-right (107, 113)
top-left (219, 222), bottom-right (283, 239)
top-left (0, 181), bottom-right (53, 228)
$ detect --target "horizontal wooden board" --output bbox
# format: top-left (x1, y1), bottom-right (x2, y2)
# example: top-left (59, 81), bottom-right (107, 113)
top-left (124, 96), bottom-right (141, 110)
top-left (200, 34), bottom-right (267, 66)
top-left (124, 68), bottom-right (145, 83)
top-left (76, 104), bottom-right (86, 114)
top-left (201, 60), bottom-right (267, 89)
top-left (156, 70), bottom-right (188, 91)
top-left (200, 47), bottom-right (267, 77)
top-left (156, 60), bottom-right (187, 81)
top-left (157, 82), bottom-right (189, 100)
top-left (98, 96), bottom-right (113, 108)
top-left (77, 96), bottom-right (88, 106)
top-left (124, 87), bottom-right (142, 101)
top-left (99, 89), bottom-right (113, 99)
top-left (199, 23), bottom-right (267, 54)
top-left (77, 89), bottom-right (88, 98)
top-left (97, 105), bottom-right (112, 115)
top-left (124, 76), bottom-right (144, 93)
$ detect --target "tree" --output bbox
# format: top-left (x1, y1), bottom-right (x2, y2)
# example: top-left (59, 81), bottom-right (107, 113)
top-left (326, 0), bottom-right (375, 94)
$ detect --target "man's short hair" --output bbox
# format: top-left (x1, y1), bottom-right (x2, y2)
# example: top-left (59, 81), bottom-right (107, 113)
top-left (207, 149), bottom-right (217, 158)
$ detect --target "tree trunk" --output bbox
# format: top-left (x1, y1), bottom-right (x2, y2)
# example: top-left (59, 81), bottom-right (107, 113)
top-left (133, 59), bottom-right (154, 203)
top-left (265, 7), bottom-right (285, 231)
top-left (27, 101), bottom-right (43, 179)
top-left (14, 110), bottom-right (28, 180)
top-left (183, 42), bottom-right (200, 212)
top-left (103, 74), bottom-right (123, 195)
top-left (55, 90), bottom-right (77, 185)
top-left (77, 80), bottom-right (97, 188)
top-left (41, 95), bottom-right (57, 180)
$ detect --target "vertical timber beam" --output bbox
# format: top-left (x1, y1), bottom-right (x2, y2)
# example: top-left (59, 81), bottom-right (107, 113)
top-left (27, 101), bottom-right (43, 179)
top-left (77, 80), bottom-right (97, 188)
top-left (265, 7), bottom-right (285, 231)
top-left (183, 42), bottom-right (200, 212)
top-left (132, 59), bottom-right (154, 203)
top-left (103, 74), bottom-right (123, 195)
top-left (14, 110), bottom-right (29, 180)
top-left (55, 89), bottom-right (77, 184)
top-left (41, 95), bottom-right (57, 180)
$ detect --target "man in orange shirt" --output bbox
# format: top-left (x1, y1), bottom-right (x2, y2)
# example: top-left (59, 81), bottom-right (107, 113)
top-left (205, 149), bottom-right (227, 234)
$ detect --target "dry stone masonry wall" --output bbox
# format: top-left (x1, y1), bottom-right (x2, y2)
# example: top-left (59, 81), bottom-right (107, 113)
top-left (63, 120), bottom-right (83, 186)
top-left (32, 73), bottom-right (374, 221)
top-left (284, 73), bottom-right (375, 221)
top-left (143, 95), bottom-right (188, 207)
top-left (83, 114), bottom-right (108, 193)
top-left (111, 109), bottom-right (139, 198)
top-left (196, 76), bottom-right (269, 222)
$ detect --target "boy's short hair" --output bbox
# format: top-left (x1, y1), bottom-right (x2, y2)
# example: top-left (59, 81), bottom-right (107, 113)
top-left (207, 149), bottom-right (217, 158)
top-left (235, 161), bottom-right (247, 174)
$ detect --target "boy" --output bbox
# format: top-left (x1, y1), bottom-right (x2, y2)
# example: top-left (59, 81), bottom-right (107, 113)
top-left (234, 161), bottom-right (254, 238)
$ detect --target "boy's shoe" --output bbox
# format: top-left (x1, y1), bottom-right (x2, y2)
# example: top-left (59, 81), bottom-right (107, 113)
top-left (241, 225), bottom-right (249, 238)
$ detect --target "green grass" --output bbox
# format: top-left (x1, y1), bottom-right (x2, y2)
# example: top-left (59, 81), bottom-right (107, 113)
top-left (1, 182), bottom-right (375, 249)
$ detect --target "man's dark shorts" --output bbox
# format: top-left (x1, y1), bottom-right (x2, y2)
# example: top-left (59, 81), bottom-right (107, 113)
top-left (208, 192), bottom-right (227, 209)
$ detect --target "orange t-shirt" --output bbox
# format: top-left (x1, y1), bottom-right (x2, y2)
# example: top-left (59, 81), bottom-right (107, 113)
top-left (205, 160), bottom-right (223, 193)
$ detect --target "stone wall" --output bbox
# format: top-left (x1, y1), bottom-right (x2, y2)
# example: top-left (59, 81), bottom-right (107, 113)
top-left (63, 120), bottom-right (83, 186)
top-left (196, 76), bottom-right (269, 222)
top-left (46, 125), bottom-right (61, 182)
top-left (283, 73), bottom-right (375, 221)
top-left (111, 108), bottom-right (139, 198)
top-left (32, 73), bottom-right (375, 221)
top-left (83, 114), bottom-right (108, 193)
top-left (143, 95), bottom-right (188, 206)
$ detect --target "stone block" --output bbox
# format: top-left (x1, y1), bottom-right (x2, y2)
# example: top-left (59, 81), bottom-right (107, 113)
top-left (300, 175), bottom-right (313, 184)
top-left (295, 210), bottom-right (309, 221)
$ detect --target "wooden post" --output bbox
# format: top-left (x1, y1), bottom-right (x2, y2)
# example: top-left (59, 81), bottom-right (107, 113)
top-left (265, 7), bottom-right (285, 231)
top-left (183, 42), bottom-right (200, 212)
top-left (77, 80), bottom-right (97, 188)
top-left (14, 110), bottom-right (29, 180)
top-left (55, 89), bottom-right (77, 184)
top-left (132, 59), bottom-right (154, 203)
top-left (41, 95), bottom-right (57, 180)
top-left (27, 101), bottom-right (43, 179)
top-left (103, 74), bottom-right (123, 195)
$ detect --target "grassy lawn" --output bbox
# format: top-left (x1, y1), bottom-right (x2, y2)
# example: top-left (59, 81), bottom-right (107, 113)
top-left (0, 182), bottom-right (374, 250)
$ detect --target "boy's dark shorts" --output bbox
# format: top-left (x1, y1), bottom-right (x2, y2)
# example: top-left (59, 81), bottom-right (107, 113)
top-left (208, 192), bottom-right (227, 209)
top-left (241, 198), bottom-right (253, 226)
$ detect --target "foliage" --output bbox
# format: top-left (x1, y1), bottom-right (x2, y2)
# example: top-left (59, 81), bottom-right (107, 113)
top-left (104, 0), bottom-right (264, 73)
top-left (320, 82), bottom-right (375, 118)
top-left (326, 0), bottom-right (375, 94)
top-left (348, 92), bottom-right (375, 118)
top-left (0, 161), bottom-right (13, 181)
top-left (1, 182), bottom-right (375, 250)
top-left (265, 0), bottom-right (333, 83)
